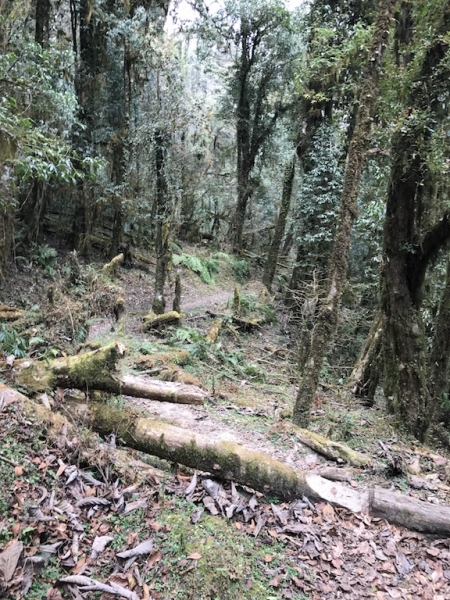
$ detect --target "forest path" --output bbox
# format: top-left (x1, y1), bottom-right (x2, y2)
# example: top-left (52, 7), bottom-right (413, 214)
top-left (89, 266), bottom-right (327, 474)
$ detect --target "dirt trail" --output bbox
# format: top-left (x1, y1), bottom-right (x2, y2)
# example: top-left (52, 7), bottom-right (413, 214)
top-left (105, 268), bottom-right (326, 475)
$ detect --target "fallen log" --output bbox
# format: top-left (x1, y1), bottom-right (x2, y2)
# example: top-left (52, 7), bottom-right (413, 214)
top-left (120, 373), bottom-right (206, 404)
top-left (6, 386), bottom-right (450, 535)
top-left (276, 421), bottom-right (372, 468)
top-left (7, 342), bottom-right (206, 404)
top-left (49, 399), bottom-right (368, 513)
top-left (370, 488), bottom-right (450, 535)
top-left (102, 253), bottom-right (124, 279)
top-left (141, 310), bottom-right (183, 331)
top-left (0, 384), bottom-right (165, 484)
top-left (206, 320), bottom-right (222, 343)
top-left (0, 305), bottom-right (26, 322)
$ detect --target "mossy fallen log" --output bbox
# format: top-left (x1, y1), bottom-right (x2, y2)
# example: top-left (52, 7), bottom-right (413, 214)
top-left (277, 421), bottom-right (373, 468)
top-left (8, 342), bottom-right (206, 404)
top-left (1, 386), bottom-right (164, 484)
top-left (141, 310), bottom-right (183, 331)
top-left (206, 320), bottom-right (222, 343)
top-left (6, 385), bottom-right (450, 535)
top-left (136, 349), bottom-right (190, 369)
top-left (66, 401), bottom-right (366, 512)
top-left (102, 253), bottom-right (124, 278)
top-left (0, 305), bottom-right (26, 322)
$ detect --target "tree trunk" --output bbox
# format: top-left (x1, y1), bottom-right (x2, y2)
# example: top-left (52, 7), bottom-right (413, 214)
top-left (349, 310), bottom-right (383, 405)
top-left (0, 134), bottom-right (16, 271)
top-left (35, 0), bottom-right (51, 48)
top-left (430, 259), bottom-right (450, 412)
top-left (381, 22), bottom-right (450, 440)
top-left (293, 0), bottom-right (396, 428)
top-left (152, 129), bottom-right (170, 315)
top-left (262, 156), bottom-right (296, 290)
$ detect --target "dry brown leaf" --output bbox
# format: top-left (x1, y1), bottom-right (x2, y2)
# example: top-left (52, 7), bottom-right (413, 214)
top-left (269, 574), bottom-right (282, 587)
top-left (142, 583), bottom-right (150, 600)
top-left (147, 549), bottom-right (162, 567)
top-left (264, 555), bottom-right (274, 563)
top-left (0, 540), bottom-right (23, 582)
top-left (322, 504), bottom-right (335, 521)
top-left (14, 465), bottom-right (23, 476)
top-left (46, 588), bottom-right (64, 600)
top-left (55, 462), bottom-right (66, 478)
top-left (187, 552), bottom-right (202, 560)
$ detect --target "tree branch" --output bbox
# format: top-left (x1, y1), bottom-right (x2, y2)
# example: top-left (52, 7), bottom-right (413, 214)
top-left (408, 211), bottom-right (450, 302)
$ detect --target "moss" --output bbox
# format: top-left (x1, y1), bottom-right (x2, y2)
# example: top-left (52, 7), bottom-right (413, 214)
top-left (153, 505), bottom-right (287, 600)
top-left (135, 349), bottom-right (190, 369)
top-left (87, 404), bottom-right (308, 501)
top-left (52, 342), bottom-right (121, 391)
top-left (102, 253), bottom-right (124, 279)
top-left (141, 311), bottom-right (183, 331)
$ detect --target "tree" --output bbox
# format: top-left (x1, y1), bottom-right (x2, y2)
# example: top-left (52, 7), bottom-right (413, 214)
top-left (381, 6), bottom-right (450, 439)
top-left (195, 0), bottom-right (298, 252)
top-left (292, 0), bottom-right (396, 427)
top-left (286, 0), bottom-right (376, 301)
top-left (262, 154), bottom-right (296, 290)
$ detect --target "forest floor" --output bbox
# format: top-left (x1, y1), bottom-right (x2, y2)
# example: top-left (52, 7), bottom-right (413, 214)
top-left (1, 245), bottom-right (450, 599)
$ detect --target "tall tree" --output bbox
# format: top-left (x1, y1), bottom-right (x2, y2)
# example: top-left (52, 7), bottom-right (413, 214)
top-left (194, 0), bottom-right (297, 252)
top-left (381, 7), bottom-right (450, 439)
top-left (287, 0), bottom-right (374, 300)
top-left (262, 155), bottom-right (296, 290)
top-left (292, 0), bottom-right (396, 427)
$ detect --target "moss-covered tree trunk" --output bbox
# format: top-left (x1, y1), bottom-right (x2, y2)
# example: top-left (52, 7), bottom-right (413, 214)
top-left (152, 129), bottom-right (170, 315)
top-left (262, 156), bottom-right (296, 291)
top-left (381, 21), bottom-right (450, 440)
top-left (293, 0), bottom-right (396, 427)
top-left (0, 132), bottom-right (16, 273)
top-left (349, 310), bottom-right (383, 405)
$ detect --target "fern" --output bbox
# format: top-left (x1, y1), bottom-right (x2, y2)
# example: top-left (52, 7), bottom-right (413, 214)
top-left (173, 253), bottom-right (219, 284)
top-left (0, 325), bottom-right (28, 358)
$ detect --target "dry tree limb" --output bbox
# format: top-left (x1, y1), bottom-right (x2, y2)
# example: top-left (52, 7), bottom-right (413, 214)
top-left (0, 305), bottom-right (26, 322)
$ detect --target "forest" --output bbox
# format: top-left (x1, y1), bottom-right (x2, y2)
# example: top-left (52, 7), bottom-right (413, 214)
top-left (1, 0), bottom-right (450, 598)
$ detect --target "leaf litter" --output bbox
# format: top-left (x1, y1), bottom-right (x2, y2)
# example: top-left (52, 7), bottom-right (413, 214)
top-left (2, 399), bottom-right (450, 598)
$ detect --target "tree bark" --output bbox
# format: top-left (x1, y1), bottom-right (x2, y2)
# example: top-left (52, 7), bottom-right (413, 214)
top-left (35, 0), bottom-right (51, 48)
top-left (293, 0), bottom-right (396, 427)
top-left (262, 156), bottom-right (296, 290)
top-left (430, 259), bottom-right (450, 409)
top-left (349, 310), bottom-right (383, 405)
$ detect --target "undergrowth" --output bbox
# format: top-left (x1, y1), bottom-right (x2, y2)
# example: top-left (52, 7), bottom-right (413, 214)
top-left (172, 253), bottom-right (220, 284)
